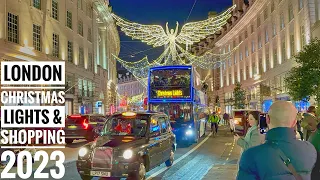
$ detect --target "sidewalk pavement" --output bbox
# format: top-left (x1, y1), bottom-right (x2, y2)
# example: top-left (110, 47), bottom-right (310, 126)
top-left (203, 125), bottom-right (241, 180)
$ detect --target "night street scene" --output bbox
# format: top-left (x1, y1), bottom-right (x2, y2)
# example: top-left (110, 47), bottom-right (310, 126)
top-left (1, 0), bottom-right (320, 180)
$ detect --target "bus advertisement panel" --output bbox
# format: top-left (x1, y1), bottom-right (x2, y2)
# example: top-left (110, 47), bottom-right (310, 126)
top-left (149, 66), bottom-right (192, 101)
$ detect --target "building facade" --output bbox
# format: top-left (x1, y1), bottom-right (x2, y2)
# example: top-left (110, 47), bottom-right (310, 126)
top-left (192, 0), bottom-right (320, 114)
top-left (0, 0), bottom-right (120, 115)
top-left (117, 72), bottom-right (147, 111)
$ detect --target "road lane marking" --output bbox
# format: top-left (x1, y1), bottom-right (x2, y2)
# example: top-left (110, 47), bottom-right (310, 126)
top-left (146, 132), bottom-right (213, 180)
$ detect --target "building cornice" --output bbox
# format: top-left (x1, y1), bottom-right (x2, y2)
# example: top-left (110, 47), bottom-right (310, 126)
top-left (215, 0), bottom-right (267, 47)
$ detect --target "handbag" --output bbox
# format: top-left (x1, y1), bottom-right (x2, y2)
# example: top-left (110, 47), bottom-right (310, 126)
top-left (268, 141), bottom-right (303, 180)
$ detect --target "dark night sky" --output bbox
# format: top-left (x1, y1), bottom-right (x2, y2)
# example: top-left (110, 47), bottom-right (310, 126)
top-left (109, 0), bottom-right (233, 69)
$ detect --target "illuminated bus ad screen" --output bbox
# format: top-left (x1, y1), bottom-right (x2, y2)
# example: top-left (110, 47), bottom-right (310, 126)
top-left (149, 68), bottom-right (191, 99)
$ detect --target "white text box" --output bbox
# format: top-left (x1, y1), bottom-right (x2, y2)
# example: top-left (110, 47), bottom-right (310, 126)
top-left (1, 61), bottom-right (65, 85)
top-left (1, 106), bottom-right (65, 128)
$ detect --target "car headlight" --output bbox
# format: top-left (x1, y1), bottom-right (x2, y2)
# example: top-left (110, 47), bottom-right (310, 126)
top-left (186, 129), bottom-right (193, 135)
top-left (123, 149), bottom-right (133, 159)
top-left (79, 147), bottom-right (88, 157)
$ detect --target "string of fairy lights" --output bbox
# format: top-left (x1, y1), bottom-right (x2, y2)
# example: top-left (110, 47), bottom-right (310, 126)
top-left (112, 4), bottom-right (238, 87)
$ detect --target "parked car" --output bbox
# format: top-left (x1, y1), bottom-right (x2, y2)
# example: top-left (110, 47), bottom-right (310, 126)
top-left (76, 111), bottom-right (176, 180)
top-left (64, 114), bottom-right (107, 144)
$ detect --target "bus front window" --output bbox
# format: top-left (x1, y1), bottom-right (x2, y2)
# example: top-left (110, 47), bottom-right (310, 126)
top-left (151, 103), bottom-right (192, 122)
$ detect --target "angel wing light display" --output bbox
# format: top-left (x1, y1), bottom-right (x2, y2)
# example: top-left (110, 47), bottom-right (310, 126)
top-left (112, 5), bottom-right (238, 86)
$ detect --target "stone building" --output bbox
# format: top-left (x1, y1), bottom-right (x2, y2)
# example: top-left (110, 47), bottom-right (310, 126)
top-left (0, 0), bottom-right (120, 115)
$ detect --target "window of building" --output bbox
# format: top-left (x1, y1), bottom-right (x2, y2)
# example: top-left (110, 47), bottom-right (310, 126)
top-left (271, 1), bottom-right (275, 12)
top-left (67, 11), bottom-right (72, 29)
top-left (300, 26), bottom-right (305, 49)
top-left (265, 49), bottom-right (270, 71)
top-left (228, 44), bottom-right (231, 52)
top-left (290, 34), bottom-right (295, 56)
top-left (239, 35), bottom-right (242, 42)
top-left (289, 4), bottom-right (294, 21)
top-left (78, 0), bottom-right (82, 10)
top-left (79, 47), bottom-right (84, 67)
top-left (240, 69), bottom-right (244, 81)
top-left (223, 75), bottom-right (226, 86)
top-left (229, 74), bottom-right (232, 85)
top-left (257, 16), bottom-right (261, 27)
top-left (265, 28), bottom-right (269, 43)
top-left (240, 52), bottom-right (243, 61)
top-left (235, 71), bottom-right (238, 83)
top-left (228, 58), bottom-right (232, 66)
top-left (280, 13), bottom-right (285, 30)
top-left (33, 24), bottom-right (41, 51)
top-left (52, 0), bottom-right (58, 20)
top-left (87, 4), bottom-right (93, 18)
top-left (53, 33), bottom-right (59, 58)
top-left (233, 40), bottom-right (236, 48)
top-left (273, 48), bottom-right (278, 68)
top-left (88, 52), bottom-right (93, 71)
top-left (258, 35), bottom-right (262, 49)
top-left (245, 46), bottom-right (249, 57)
top-left (252, 61), bottom-right (257, 75)
top-left (272, 22), bottom-right (277, 37)
top-left (252, 40), bottom-right (255, 53)
top-left (67, 41), bottom-right (73, 62)
top-left (299, 0), bottom-right (303, 10)
top-left (33, 0), bottom-right (41, 10)
top-left (264, 9), bottom-right (268, 20)
top-left (245, 31), bottom-right (248, 39)
top-left (234, 54), bottom-right (237, 64)
top-left (7, 13), bottom-right (19, 44)
top-left (78, 20), bottom-right (83, 36)
top-left (259, 56), bottom-right (263, 74)
top-left (87, 28), bottom-right (92, 42)
top-left (246, 65), bottom-right (249, 79)
top-left (251, 24), bottom-right (254, 34)
top-left (281, 40), bottom-right (286, 62)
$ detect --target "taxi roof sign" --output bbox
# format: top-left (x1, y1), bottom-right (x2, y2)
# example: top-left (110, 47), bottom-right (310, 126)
top-left (122, 112), bottom-right (137, 117)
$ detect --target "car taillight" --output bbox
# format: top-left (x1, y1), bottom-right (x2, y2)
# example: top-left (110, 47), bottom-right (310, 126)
top-left (83, 119), bottom-right (89, 129)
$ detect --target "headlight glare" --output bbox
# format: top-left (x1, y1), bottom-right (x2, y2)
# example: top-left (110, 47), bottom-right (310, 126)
top-left (79, 147), bottom-right (88, 157)
top-left (186, 129), bottom-right (193, 135)
top-left (123, 149), bottom-right (133, 159)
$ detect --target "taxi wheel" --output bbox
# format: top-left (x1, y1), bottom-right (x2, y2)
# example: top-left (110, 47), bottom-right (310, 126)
top-left (165, 150), bottom-right (174, 167)
top-left (128, 159), bottom-right (146, 180)
top-left (80, 175), bottom-right (92, 180)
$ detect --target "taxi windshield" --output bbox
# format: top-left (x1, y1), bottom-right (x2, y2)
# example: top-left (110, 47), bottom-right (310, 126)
top-left (102, 115), bottom-right (148, 137)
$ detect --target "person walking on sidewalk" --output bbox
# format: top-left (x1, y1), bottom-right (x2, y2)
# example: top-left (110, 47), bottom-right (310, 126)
top-left (237, 101), bottom-right (317, 180)
top-left (302, 106), bottom-right (319, 141)
top-left (308, 122), bottom-right (320, 179)
top-left (234, 111), bottom-right (262, 151)
top-left (209, 112), bottom-right (220, 136)
top-left (223, 113), bottom-right (230, 126)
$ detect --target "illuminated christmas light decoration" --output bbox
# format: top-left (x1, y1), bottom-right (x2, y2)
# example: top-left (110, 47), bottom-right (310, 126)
top-left (112, 5), bottom-right (238, 86)
top-left (112, 4), bottom-right (235, 62)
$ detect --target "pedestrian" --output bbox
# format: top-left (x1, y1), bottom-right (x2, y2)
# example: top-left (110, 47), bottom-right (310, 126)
top-left (208, 112), bottom-right (219, 136)
top-left (302, 106), bottom-right (319, 141)
top-left (237, 101), bottom-right (317, 180)
top-left (296, 112), bottom-right (304, 140)
top-left (308, 122), bottom-right (320, 179)
top-left (223, 112), bottom-right (230, 126)
top-left (234, 111), bottom-right (262, 151)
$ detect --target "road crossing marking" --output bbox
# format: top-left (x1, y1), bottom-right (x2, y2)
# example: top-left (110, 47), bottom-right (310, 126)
top-left (146, 132), bottom-right (213, 180)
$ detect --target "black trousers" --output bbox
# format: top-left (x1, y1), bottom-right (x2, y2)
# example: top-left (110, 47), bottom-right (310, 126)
top-left (211, 123), bottom-right (218, 133)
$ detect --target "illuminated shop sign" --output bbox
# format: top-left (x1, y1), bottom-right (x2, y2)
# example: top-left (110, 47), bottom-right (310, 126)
top-left (156, 90), bottom-right (183, 97)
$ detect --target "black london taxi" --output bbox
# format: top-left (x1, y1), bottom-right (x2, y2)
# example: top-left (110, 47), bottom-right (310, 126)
top-left (76, 111), bottom-right (177, 180)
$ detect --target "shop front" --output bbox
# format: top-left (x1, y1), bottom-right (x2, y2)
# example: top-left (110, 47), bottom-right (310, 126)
top-left (79, 103), bottom-right (93, 114)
